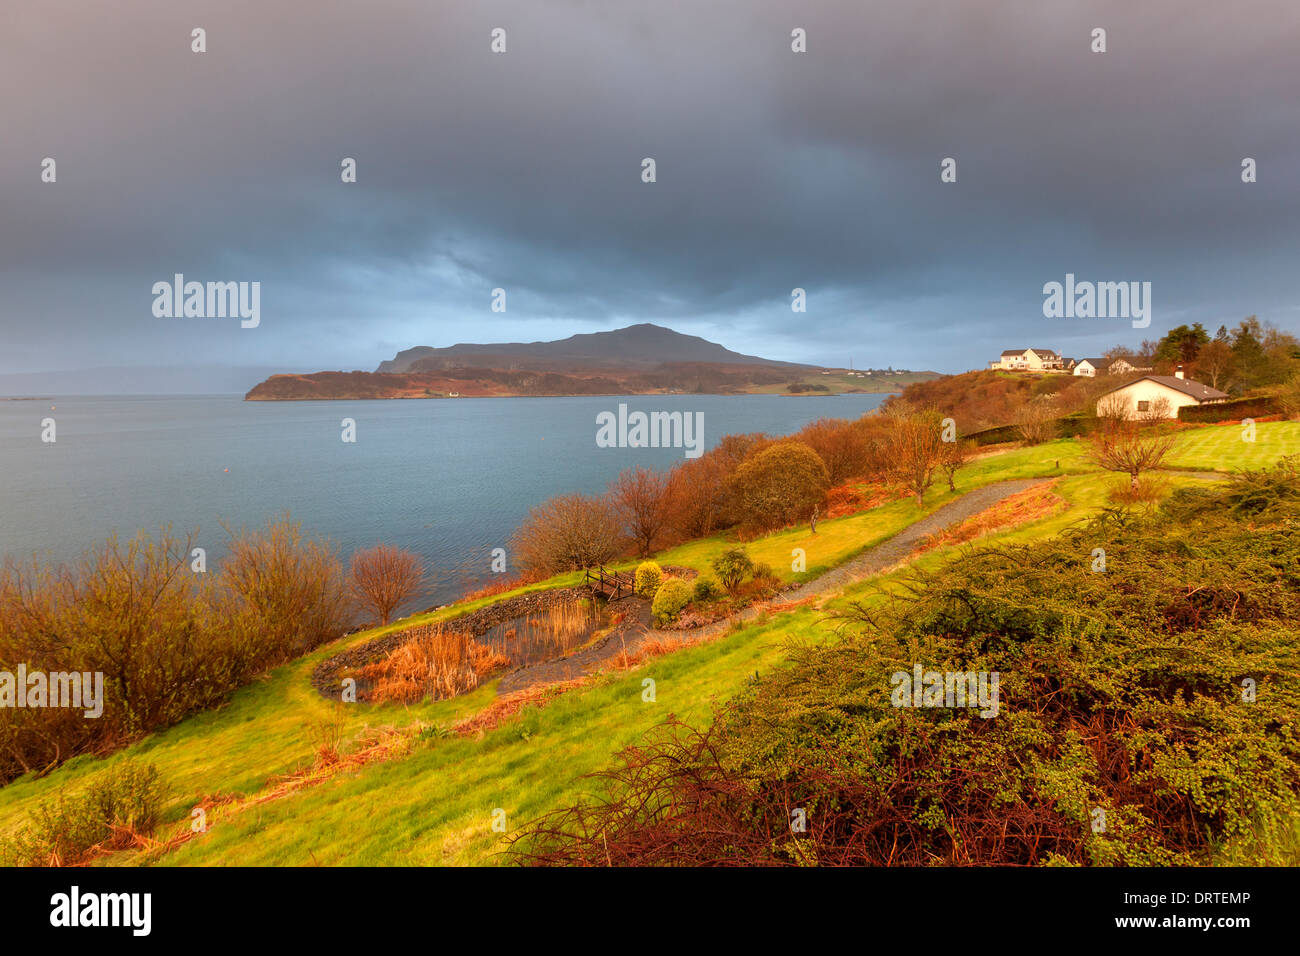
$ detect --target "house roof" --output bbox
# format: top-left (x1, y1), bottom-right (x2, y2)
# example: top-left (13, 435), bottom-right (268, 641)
top-left (1098, 375), bottom-right (1229, 403)
top-left (1000, 349), bottom-right (1027, 356)
top-left (1026, 348), bottom-right (1060, 358)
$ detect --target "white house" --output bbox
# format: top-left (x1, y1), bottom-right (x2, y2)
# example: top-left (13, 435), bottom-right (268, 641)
top-left (1095, 368), bottom-right (1228, 420)
top-left (1074, 358), bottom-right (1107, 377)
top-left (997, 348), bottom-right (1064, 371)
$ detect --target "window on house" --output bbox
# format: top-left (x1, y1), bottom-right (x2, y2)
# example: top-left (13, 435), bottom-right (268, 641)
top-left (1137, 400), bottom-right (1150, 412)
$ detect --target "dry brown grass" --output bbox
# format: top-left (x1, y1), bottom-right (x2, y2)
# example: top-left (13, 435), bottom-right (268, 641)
top-left (451, 679), bottom-right (590, 737)
top-left (492, 599), bottom-right (599, 665)
top-left (359, 627), bottom-right (510, 704)
top-left (1106, 474), bottom-right (1170, 506)
top-left (914, 482), bottom-right (1068, 554)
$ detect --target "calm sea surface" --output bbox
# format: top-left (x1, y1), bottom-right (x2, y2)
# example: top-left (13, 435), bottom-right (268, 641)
top-left (0, 393), bottom-right (887, 605)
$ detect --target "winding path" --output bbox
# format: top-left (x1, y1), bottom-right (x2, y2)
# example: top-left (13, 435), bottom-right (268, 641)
top-left (496, 478), bottom-right (1050, 695)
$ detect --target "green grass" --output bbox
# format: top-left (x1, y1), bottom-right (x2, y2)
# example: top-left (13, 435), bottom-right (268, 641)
top-left (1, 420), bottom-right (1293, 865)
top-left (1163, 419), bottom-right (1300, 471)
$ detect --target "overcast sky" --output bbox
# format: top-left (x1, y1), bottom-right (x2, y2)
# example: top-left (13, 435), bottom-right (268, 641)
top-left (2, 0), bottom-right (1298, 389)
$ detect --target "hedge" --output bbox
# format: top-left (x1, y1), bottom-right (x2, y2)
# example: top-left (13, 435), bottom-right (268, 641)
top-left (1177, 395), bottom-right (1278, 423)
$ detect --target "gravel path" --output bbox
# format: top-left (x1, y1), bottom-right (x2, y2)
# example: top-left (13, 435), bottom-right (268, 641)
top-left (496, 478), bottom-right (1050, 695)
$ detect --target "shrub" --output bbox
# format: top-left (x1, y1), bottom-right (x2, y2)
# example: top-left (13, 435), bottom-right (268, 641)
top-left (651, 579), bottom-right (693, 627)
top-left (510, 493), bottom-right (622, 575)
top-left (711, 548), bottom-right (754, 595)
top-left (729, 442), bottom-right (829, 533)
top-left (751, 562), bottom-right (778, 585)
top-left (634, 561), bottom-right (663, 598)
top-left (796, 419), bottom-right (871, 484)
top-left (1, 761), bottom-right (167, 866)
top-left (692, 576), bottom-right (720, 602)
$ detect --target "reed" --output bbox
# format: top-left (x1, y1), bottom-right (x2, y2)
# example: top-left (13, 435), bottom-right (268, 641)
top-left (360, 626), bottom-right (510, 704)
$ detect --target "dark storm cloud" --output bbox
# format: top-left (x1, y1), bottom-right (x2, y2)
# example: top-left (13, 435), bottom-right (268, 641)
top-left (1, 0), bottom-right (1297, 385)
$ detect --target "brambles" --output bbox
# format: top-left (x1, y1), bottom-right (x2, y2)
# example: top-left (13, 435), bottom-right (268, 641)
top-left (711, 547), bottom-right (754, 596)
top-left (651, 579), bottom-right (692, 627)
top-left (634, 561), bottom-right (663, 598)
top-left (795, 418), bottom-right (872, 484)
top-left (349, 544), bottom-right (424, 626)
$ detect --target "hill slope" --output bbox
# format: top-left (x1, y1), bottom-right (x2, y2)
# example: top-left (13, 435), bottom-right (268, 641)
top-left (376, 323), bottom-right (802, 374)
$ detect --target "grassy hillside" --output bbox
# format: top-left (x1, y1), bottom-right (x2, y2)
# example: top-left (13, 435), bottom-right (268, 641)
top-left (2, 421), bottom-right (1296, 866)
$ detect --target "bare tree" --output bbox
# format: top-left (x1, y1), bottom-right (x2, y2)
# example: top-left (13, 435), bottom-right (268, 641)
top-left (885, 405), bottom-right (946, 506)
top-left (1137, 395), bottom-right (1173, 422)
top-left (511, 493), bottom-right (622, 574)
top-left (1096, 393), bottom-right (1131, 421)
top-left (1087, 418), bottom-right (1177, 490)
top-left (1194, 340), bottom-right (1236, 391)
top-left (609, 467), bottom-right (670, 557)
top-left (1014, 398), bottom-right (1059, 445)
top-left (939, 438), bottom-right (974, 492)
top-left (349, 545), bottom-right (424, 626)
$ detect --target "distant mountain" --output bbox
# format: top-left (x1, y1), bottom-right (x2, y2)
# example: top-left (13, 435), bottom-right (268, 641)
top-left (245, 324), bottom-right (936, 401)
top-left (376, 323), bottom-right (808, 374)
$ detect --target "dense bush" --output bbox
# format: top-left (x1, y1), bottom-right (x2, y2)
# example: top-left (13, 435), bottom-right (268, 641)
top-left (794, 418), bottom-right (872, 484)
top-left (634, 561), bottom-right (663, 598)
top-left (0, 761), bottom-right (167, 866)
top-left (730, 441), bottom-right (829, 533)
top-left (711, 548), bottom-right (754, 595)
top-left (650, 579), bottom-right (693, 627)
top-left (511, 460), bottom-right (1300, 866)
top-left (0, 518), bottom-right (349, 782)
top-left (692, 576), bottom-right (720, 602)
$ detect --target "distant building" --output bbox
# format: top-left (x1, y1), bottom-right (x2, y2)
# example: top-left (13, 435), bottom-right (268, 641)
top-left (1074, 358), bottom-right (1108, 377)
top-left (1106, 357), bottom-right (1154, 376)
top-left (1095, 367), bottom-right (1228, 420)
